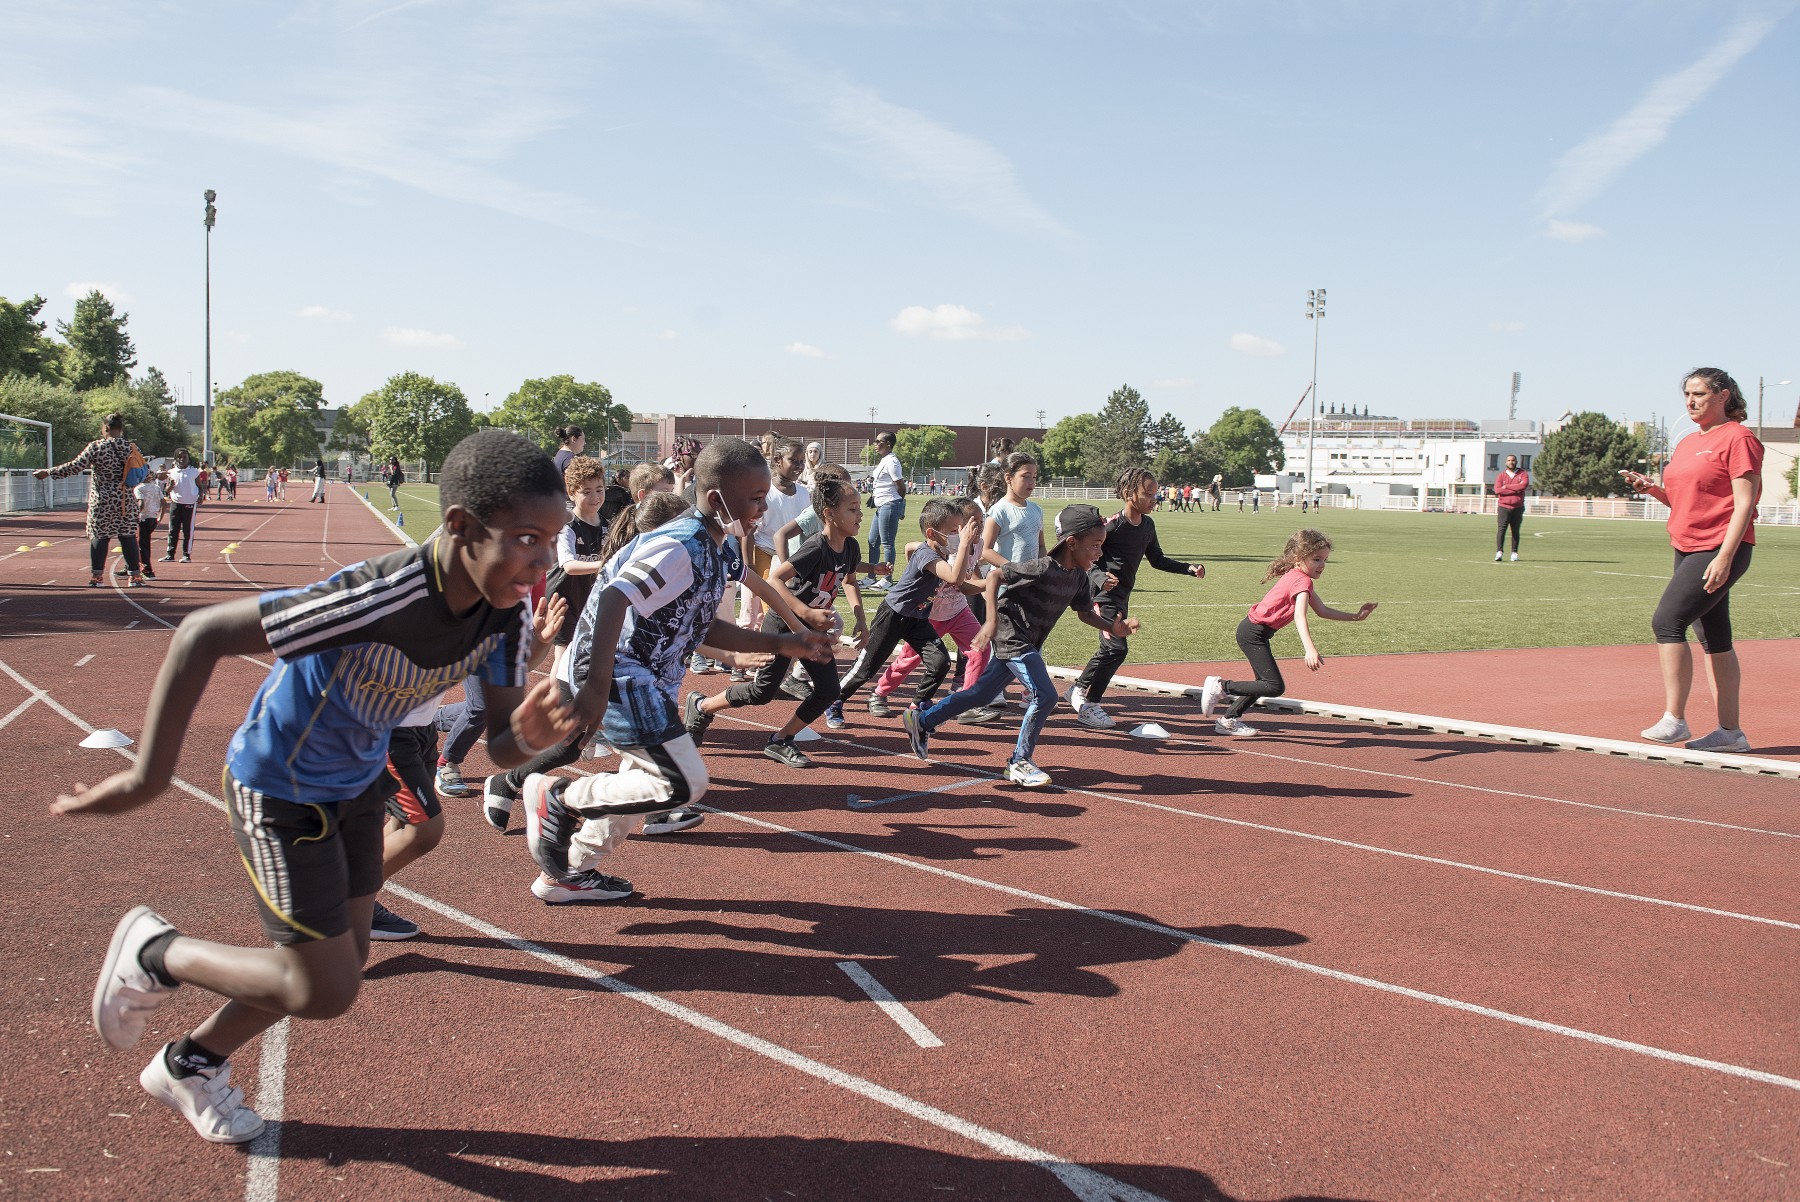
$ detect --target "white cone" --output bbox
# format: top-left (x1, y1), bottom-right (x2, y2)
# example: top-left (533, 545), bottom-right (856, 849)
top-left (792, 727), bottom-right (822, 743)
top-left (80, 728), bottom-right (134, 749)
top-left (1128, 723), bottom-right (1170, 740)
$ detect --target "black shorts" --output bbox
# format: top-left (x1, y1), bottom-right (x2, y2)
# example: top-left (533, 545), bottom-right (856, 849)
top-left (384, 723), bottom-right (444, 826)
top-left (225, 769), bottom-right (391, 946)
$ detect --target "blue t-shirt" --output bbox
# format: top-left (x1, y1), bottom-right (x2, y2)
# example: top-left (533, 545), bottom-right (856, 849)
top-left (988, 497), bottom-right (1043, 564)
top-left (881, 543), bottom-right (944, 619)
top-left (227, 542), bottom-right (530, 803)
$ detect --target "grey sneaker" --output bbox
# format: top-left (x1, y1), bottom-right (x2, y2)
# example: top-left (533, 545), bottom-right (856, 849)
top-left (92, 907), bottom-right (179, 1051)
top-left (1215, 716), bottom-right (1257, 738)
top-left (902, 706), bottom-right (930, 761)
top-left (435, 762), bottom-right (473, 798)
top-left (867, 693), bottom-right (894, 718)
top-left (1685, 727), bottom-right (1750, 754)
top-left (1640, 715), bottom-right (1690, 744)
top-left (957, 705), bottom-right (1003, 725)
top-left (762, 738), bottom-right (814, 768)
top-left (684, 691), bottom-right (715, 746)
top-left (1004, 759), bottom-right (1051, 789)
top-left (779, 676), bottom-right (812, 702)
top-left (139, 1046), bottom-right (264, 1144)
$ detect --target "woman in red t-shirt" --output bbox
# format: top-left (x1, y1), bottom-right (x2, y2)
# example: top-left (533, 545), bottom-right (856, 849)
top-left (1620, 367), bottom-right (1763, 754)
top-left (1199, 528), bottom-right (1377, 737)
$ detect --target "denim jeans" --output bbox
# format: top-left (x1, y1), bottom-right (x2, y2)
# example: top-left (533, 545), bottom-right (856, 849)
top-left (920, 649), bottom-right (1057, 765)
top-left (433, 675), bottom-right (487, 765)
top-left (870, 498), bottom-right (904, 570)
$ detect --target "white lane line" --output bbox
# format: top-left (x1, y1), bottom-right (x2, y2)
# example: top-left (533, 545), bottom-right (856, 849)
top-left (5, 660), bottom-right (1167, 1202)
top-left (387, 883), bottom-right (1155, 1202)
top-left (837, 961), bottom-right (944, 1048)
top-left (0, 695), bottom-right (38, 730)
top-left (696, 800), bottom-right (1800, 1095)
top-left (74, 654), bottom-right (94, 667)
top-left (243, 1019), bottom-right (289, 1202)
top-left (715, 714), bottom-right (1799, 929)
top-left (848, 777), bottom-right (988, 810)
top-left (0, 597), bottom-right (11, 604)
top-left (124, 620), bottom-right (139, 629)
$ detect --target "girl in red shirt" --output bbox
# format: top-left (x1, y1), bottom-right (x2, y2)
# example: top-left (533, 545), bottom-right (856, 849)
top-left (1620, 367), bottom-right (1763, 753)
top-left (1201, 529), bottom-right (1377, 737)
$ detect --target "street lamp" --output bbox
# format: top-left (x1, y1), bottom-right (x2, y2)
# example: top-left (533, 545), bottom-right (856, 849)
top-left (1305, 288), bottom-right (1326, 499)
top-left (203, 190), bottom-right (217, 463)
top-left (984, 414), bottom-right (991, 467)
top-left (740, 403), bottom-right (747, 440)
top-left (1758, 376), bottom-right (1791, 443)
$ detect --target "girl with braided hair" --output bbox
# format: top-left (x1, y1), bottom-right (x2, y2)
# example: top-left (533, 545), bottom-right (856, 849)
top-left (1068, 466), bottom-right (1206, 730)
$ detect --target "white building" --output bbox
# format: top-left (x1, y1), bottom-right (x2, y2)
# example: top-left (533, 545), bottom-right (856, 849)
top-left (1277, 405), bottom-right (1542, 509)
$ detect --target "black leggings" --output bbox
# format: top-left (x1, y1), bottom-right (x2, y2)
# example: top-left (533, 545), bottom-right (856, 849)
top-left (723, 614), bottom-right (841, 723)
top-left (1496, 506), bottom-right (1523, 552)
top-left (838, 605), bottom-right (947, 705)
top-left (1221, 618), bottom-right (1284, 720)
top-left (137, 519), bottom-right (158, 569)
top-left (1074, 594), bottom-right (1130, 704)
top-left (1651, 544), bottom-right (1752, 653)
top-left (502, 680), bottom-right (589, 792)
top-left (90, 533), bottom-right (140, 575)
top-left (165, 503), bottom-right (195, 556)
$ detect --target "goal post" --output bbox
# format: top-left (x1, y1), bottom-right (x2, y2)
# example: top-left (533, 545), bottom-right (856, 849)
top-left (0, 411), bottom-right (53, 510)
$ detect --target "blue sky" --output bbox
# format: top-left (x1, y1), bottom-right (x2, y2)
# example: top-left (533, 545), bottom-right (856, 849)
top-left (4, 1), bottom-right (1796, 434)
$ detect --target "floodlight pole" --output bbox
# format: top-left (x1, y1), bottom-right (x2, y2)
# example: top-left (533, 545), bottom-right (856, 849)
top-left (1758, 376), bottom-right (1791, 446)
top-left (1305, 288), bottom-right (1326, 499)
top-left (203, 190), bottom-right (217, 464)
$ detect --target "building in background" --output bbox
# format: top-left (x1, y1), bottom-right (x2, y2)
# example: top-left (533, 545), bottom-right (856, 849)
top-left (1277, 404), bottom-right (1542, 509)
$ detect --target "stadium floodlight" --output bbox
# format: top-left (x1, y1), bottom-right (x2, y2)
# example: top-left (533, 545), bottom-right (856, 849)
top-left (203, 190), bottom-right (217, 464)
top-left (1758, 376), bottom-right (1791, 442)
top-left (1304, 288), bottom-right (1327, 498)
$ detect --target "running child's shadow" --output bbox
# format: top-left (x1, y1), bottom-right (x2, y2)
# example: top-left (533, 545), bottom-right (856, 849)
top-left (268, 1122), bottom-right (1373, 1202)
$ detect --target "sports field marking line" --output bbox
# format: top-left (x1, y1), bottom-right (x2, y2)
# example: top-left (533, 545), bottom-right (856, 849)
top-left (74, 654), bottom-right (94, 667)
top-left (690, 798), bottom-right (1800, 1096)
top-left (836, 961), bottom-right (944, 1048)
top-left (2, 660), bottom-right (1165, 1202)
top-left (848, 777), bottom-right (988, 809)
top-left (104, 541), bottom-right (275, 670)
top-left (351, 483), bottom-right (418, 548)
top-left (0, 694), bottom-right (38, 730)
top-left (245, 1019), bottom-right (289, 1202)
top-left (1040, 665), bottom-right (1800, 781)
top-left (712, 713), bottom-right (1799, 925)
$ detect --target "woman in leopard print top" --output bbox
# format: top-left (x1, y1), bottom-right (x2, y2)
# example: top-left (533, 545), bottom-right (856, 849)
top-left (35, 410), bottom-right (145, 587)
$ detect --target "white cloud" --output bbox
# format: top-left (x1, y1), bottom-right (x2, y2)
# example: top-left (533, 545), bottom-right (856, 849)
top-left (1534, 13), bottom-right (1781, 223)
top-left (891, 303), bottom-right (1029, 342)
top-left (1490, 319), bottom-right (1527, 332)
top-left (1230, 332), bottom-right (1284, 358)
top-left (298, 304), bottom-right (352, 321)
top-left (65, 281), bottom-right (131, 304)
top-left (658, 329), bottom-right (677, 341)
top-left (1545, 220), bottom-right (1605, 243)
top-left (785, 341), bottom-right (828, 358)
top-left (382, 326), bottom-right (458, 348)
top-left (1149, 377), bottom-right (1194, 389)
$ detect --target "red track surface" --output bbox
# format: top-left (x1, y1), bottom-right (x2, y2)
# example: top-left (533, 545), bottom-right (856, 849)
top-left (1127, 642), bottom-right (1800, 761)
top-left (2, 493), bottom-right (1795, 1201)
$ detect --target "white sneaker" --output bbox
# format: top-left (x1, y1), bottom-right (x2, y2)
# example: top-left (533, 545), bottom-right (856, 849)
top-left (92, 906), bottom-right (179, 1050)
top-left (1640, 715), bottom-right (1690, 744)
top-left (482, 774), bottom-right (515, 832)
top-left (1199, 675), bottom-right (1224, 715)
top-left (139, 1045), bottom-right (265, 1144)
top-left (1510, 552), bottom-right (1519, 562)
top-left (1004, 759), bottom-right (1051, 789)
top-left (1075, 702), bottom-right (1115, 730)
top-left (1067, 684), bottom-right (1088, 712)
top-left (1494, 551), bottom-right (1502, 562)
top-left (1215, 717), bottom-right (1257, 737)
top-left (1685, 727), bottom-right (1751, 754)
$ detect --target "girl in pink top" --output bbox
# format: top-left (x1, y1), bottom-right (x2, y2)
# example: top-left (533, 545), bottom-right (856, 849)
top-left (1201, 529), bottom-right (1377, 737)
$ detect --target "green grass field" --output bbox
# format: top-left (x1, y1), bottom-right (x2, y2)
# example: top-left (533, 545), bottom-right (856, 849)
top-left (361, 483), bottom-right (1799, 666)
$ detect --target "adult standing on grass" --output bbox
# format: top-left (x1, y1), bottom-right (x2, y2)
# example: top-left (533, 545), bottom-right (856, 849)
top-left (1623, 367), bottom-right (1763, 754)
top-left (35, 410), bottom-right (146, 588)
top-left (863, 430), bottom-right (907, 590)
top-left (552, 424), bottom-right (586, 476)
top-left (383, 456), bottom-right (405, 511)
top-left (1493, 454), bottom-right (1529, 561)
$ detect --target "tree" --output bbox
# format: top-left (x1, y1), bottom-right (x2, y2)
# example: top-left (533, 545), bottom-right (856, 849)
top-left (1786, 456), bottom-right (1798, 503)
top-left (0, 375), bottom-right (88, 468)
top-left (326, 394), bottom-right (376, 468)
top-left (1147, 412), bottom-right (1188, 457)
top-left (132, 366), bottom-right (177, 409)
top-left (369, 371), bottom-right (475, 481)
top-left (1536, 412), bottom-right (1645, 498)
top-left (0, 295), bottom-right (63, 381)
top-left (84, 383), bottom-right (190, 457)
top-left (213, 370), bottom-right (329, 466)
top-left (1204, 407), bottom-right (1285, 487)
top-left (1013, 436), bottom-right (1045, 467)
top-left (490, 374), bottom-right (630, 452)
top-left (1040, 414), bottom-right (1097, 480)
top-left (895, 425), bottom-right (957, 475)
top-left (1082, 384), bottom-right (1151, 488)
top-left (56, 290), bottom-right (137, 391)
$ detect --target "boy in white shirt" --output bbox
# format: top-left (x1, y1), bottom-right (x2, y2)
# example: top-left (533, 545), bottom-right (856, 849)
top-left (133, 471), bottom-right (166, 581)
top-left (738, 437), bottom-right (810, 635)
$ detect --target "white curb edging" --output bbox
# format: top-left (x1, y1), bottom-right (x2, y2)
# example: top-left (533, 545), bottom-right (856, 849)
top-left (347, 481), bottom-right (417, 547)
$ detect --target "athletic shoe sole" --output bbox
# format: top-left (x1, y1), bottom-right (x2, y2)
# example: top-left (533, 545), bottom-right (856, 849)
top-left (139, 1047), bottom-right (264, 1144)
top-left (93, 906), bottom-right (176, 1051)
top-left (434, 770), bottom-right (474, 798)
top-left (531, 876), bottom-right (633, 904)
top-left (521, 774), bottom-right (566, 877)
top-left (642, 810), bottom-right (705, 835)
top-left (482, 775), bottom-right (514, 832)
top-left (1199, 676), bottom-right (1224, 715)
top-left (901, 707), bottom-right (930, 761)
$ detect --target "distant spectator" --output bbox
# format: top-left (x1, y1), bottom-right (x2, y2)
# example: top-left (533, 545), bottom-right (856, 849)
top-left (383, 456), bottom-right (405, 510)
top-left (1493, 454), bottom-right (1529, 561)
top-left (553, 424), bottom-right (586, 476)
top-left (311, 455), bottom-right (328, 504)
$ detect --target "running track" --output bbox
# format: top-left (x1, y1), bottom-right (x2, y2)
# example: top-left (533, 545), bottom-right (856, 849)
top-left (0, 492), bottom-right (1794, 1201)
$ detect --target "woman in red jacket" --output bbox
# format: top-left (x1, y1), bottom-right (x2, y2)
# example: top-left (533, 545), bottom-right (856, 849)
top-left (1621, 367), bottom-right (1762, 754)
top-left (1493, 454), bottom-right (1529, 561)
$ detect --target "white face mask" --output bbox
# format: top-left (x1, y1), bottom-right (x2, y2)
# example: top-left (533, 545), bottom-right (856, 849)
top-left (944, 533), bottom-right (961, 556)
top-left (710, 491), bottom-right (748, 540)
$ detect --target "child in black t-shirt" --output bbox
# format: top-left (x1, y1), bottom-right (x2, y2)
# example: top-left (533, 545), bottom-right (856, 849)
top-left (684, 477), bottom-right (871, 767)
top-left (903, 503), bottom-right (1136, 789)
top-left (547, 455), bottom-right (611, 677)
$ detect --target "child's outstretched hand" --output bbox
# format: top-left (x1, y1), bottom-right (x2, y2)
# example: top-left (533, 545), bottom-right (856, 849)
top-left (516, 676), bottom-right (579, 749)
top-left (1189, 563), bottom-right (1206, 579)
top-left (1354, 602), bottom-right (1378, 621)
top-left (51, 770), bottom-right (160, 816)
top-left (785, 630), bottom-right (838, 663)
top-left (532, 593), bottom-right (568, 645)
top-left (1305, 648), bottom-right (1323, 671)
top-left (802, 605), bottom-right (836, 633)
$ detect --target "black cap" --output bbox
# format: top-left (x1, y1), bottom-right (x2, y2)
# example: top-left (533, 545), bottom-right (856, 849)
top-left (1055, 503), bottom-right (1104, 538)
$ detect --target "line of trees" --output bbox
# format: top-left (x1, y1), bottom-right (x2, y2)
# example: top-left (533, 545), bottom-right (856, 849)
top-left (1020, 385), bottom-right (1286, 489)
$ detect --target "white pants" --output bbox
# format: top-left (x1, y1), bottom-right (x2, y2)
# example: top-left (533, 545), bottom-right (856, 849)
top-left (563, 739), bottom-right (709, 873)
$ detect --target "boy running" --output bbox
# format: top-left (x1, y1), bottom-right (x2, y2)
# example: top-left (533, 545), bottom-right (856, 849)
top-left (56, 430), bottom-right (579, 1144)
top-left (511, 437), bottom-right (835, 902)
top-left (1068, 467), bottom-right (1206, 730)
top-left (902, 504), bottom-right (1135, 789)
